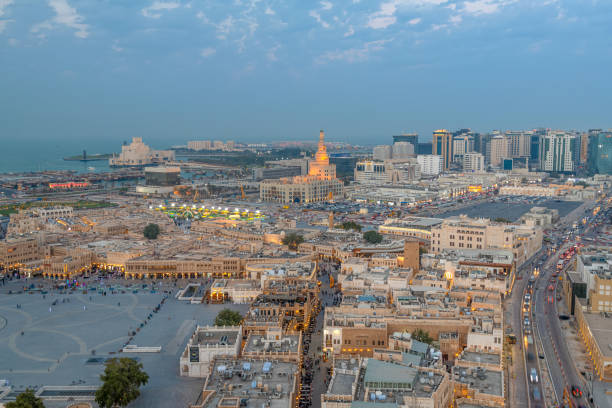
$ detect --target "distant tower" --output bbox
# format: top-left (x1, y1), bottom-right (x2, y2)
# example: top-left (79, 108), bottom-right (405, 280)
top-left (402, 240), bottom-right (420, 274)
top-left (328, 211), bottom-right (334, 229)
top-left (308, 129), bottom-right (335, 180)
top-left (83, 150), bottom-right (87, 160)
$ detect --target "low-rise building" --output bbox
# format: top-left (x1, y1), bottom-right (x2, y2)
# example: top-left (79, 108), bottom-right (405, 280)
top-left (109, 137), bottom-right (174, 167)
top-left (193, 358), bottom-right (299, 408)
top-left (179, 326), bottom-right (242, 378)
top-left (574, 299), bottom-right (612, 382)
top-left (321, 358), bottom-right (452, 408)
top-left (430, 215), bottom-right (542, 268)
top-left (417, 155), bottom-right (443, 176)
top-left (0, 236), bottom-right (43, 268)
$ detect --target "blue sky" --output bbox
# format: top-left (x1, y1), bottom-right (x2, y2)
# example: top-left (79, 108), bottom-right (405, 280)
top-left (0, 0), bottom-right (611, 147)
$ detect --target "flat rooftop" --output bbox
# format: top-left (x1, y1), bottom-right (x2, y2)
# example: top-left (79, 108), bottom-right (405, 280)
top-left (582, 312), bottom-right (612, 358)
top-left (454, 367), bottom-right (503, 397)
top-left (459, 351), bottom-right (501, 366)
top-left (330, 372), bottom-right (356, 396)
top-left (202, 359), bottom-right (297, 408)
top-left (243, 334), bottom-right (300, 354)
top-left (194, 329), bottom-right (240, 347)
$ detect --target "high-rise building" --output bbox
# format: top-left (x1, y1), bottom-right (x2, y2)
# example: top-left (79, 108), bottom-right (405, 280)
top-left (463, 153), bottom-right (485, 173)
top-left (588, 131), bottom-right (612, 175)
top-left (452, 134), bottom-right (474, 161)
top-left (487, 135), bottom-right (508, 167)
top-left (417, 155), bottom-right (443, 176)
top-left (417, 142), bottom-right (432, 155)
top-left (392, 142), bottom-right (414, 159)
top-left (473, 133), bottom-right (487, 155)
top-left (373, 145), bottom-right (393, 161)
top-left (530, 129), bottom-right (546, 165)
top-left (432, 129), bottom-right (453, 171)
top-left (392, 133), bottom-right (418, 149)
top-left (580, 133), bottom-right (590, 164)
top-left (506, 131), bottom-right (532, 158)
top-left (354, 159), bottom-right (420, 185)
top-left (539, 131), bottom-right (578, 173)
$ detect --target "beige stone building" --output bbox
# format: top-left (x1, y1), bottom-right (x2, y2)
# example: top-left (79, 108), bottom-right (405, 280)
top-left (430, 216), bottom-right (542, 267)
top-left (260, 131), bottom-right (344, 203)
top-left (0, 237), bottom-right (43, 268)
top-left (109, 137), bottom-right (174, 166)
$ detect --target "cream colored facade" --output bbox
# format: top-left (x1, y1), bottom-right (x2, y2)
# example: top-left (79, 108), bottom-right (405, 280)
top-left (260, 130), bottom-right (344, 203)
top-left (109, 137), bottom-right (174, 166)
top-left (430, 216), bottom-right (542, 267)
top-left (42, 248), bottom-right (97, 278)
top-left (0, 237), bottom-right (43, 268)
top-left (575, 299), bottom-right (612, 381)
top-left (488, 135), bottom-right (508, 167)
top-left (463, 153), bottom-right (485, 172)
top-left (499, 185), bottom-right (557, 196)
top-left (589, 274), bottom-right (612, 313)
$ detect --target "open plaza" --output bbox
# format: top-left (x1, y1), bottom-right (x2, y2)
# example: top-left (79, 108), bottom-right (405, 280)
top-left (0, 278), bottom-right (248, 407)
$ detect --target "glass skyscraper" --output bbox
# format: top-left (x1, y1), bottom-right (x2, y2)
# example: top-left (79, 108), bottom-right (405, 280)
top-left (588, 131), bottom-right (612, 175)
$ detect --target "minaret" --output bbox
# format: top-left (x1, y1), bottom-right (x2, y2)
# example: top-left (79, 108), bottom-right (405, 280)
top-left (314, 129), bottom-right (329, 165)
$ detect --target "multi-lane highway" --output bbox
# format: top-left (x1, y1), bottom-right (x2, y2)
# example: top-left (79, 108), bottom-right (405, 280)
top-left (509, 197), bottom-right (610, 408)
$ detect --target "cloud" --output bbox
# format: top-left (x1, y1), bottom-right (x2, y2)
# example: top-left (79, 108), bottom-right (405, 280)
top-left (449, 14), bottom-right (462, 24)
top-left (7, 37), bottom-right (17, 45)
top-left (0, 0), bottom-right (13, 17)
top-left (309, 10), bottom-right (330, 28)
top-left (196, 2), bottom-right (260, 52)
top-left (141, 1), bottom-right (180, 19)
top-left (111, 42), bottom-right (123, 52)
top-left (367, 0), bottom-right (450, 30)
top-left (367, 1), bottom-right (397, 29)
top-left (31, 0), bottom-right (90, 39)
top-left (0, 18), bottom-right (12, 33)
top-left (266, 44), bottom-right (280, 61)
top-left (201, 47), bottom-right (216, 57)
top-left (320, 1), bottom-right (333, 10)
top-left (462, 0), bottom-right (499, 15)
top-left (344, 25), bottom-right (355, 37)
top-left (264, 6), bottom-right (275, 15)
top-left (316, 39), bottom-right (391, 64)
top-left (408, 17), bottom-right (421, 25)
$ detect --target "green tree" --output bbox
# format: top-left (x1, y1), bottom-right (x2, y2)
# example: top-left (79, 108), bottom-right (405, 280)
top-left (282, 232), bottom-right (304, 250)
top-left (337, 221), bottom-right (362, 232)
top-left (412, 329), bottom-right (434, 345)
top-left (143, 223), bottom-right (160, 240)
top-left (214, 308), bottom-right (243, 326)
top-left (493, 217), bottom-right (511, 223)
top-left (95, 358), bottom-right (149, 408)
top-left (5, 389), bottom-right (45, 408)
top-left (363, 230), bottom-right (383, 244)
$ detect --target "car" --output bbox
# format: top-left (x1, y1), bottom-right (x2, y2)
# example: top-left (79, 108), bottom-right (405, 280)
top-left (533, 386), bottom-right (541, 401)
top-left (530, 368), bottom-right (539, 383)
top-left (559, 314), bottom-right (570, 320)
top-left (572, 385), bottom-right (582, 398)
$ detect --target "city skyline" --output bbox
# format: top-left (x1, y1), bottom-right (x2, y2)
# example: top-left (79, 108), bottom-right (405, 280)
top-left (1, 1), bottom-right (612, 144)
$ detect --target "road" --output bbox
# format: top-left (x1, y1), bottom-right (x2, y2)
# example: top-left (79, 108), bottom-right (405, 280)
top-left (530, 198), bottom-right (610, 408)
top-left (507, 198), bottom-right (604, 408)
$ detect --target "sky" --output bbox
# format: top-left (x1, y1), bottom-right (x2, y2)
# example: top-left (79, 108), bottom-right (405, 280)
top-left (0, 0), bottom-right (611, 147)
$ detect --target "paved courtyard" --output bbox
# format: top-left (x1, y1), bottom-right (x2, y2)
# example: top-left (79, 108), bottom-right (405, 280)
top-left (0, 278), bottom-right (249, 407)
